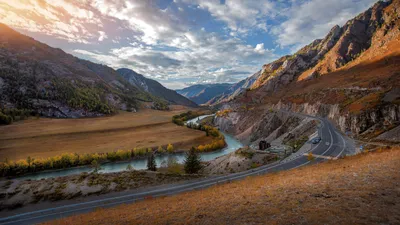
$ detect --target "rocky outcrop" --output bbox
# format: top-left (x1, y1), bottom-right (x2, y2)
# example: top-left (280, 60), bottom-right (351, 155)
top-left (249, 0), bottom-right (396, 92)
top-left (214, 108), bottom-right (318, 148)
top-left (273, 101), bottom-right (400, 139)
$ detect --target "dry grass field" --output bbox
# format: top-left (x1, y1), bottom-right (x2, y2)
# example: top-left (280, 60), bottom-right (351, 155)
top-left (0, 107), bottom-right (213, 161)
top-left (46, 148), bottom-right (400, 225)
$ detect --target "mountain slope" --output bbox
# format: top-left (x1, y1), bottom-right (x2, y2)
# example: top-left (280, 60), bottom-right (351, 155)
top-left (117, 68), bottom-right (197, 107)
top-left (218, 0), bottom-right (400, 142)
top-left (0, 24), bottom-right (168, 120)
top-left (177, 83), bottom-right (233, 105)
top-left (48, 148), bottom-right (400, 225)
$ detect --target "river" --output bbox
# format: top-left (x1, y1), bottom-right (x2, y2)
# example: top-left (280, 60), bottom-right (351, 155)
top-left (16, 115), bottom-right (243, 180)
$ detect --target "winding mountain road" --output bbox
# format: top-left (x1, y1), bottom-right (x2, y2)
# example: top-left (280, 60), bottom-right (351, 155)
top-left (0, 113), bottom-right (351, 225)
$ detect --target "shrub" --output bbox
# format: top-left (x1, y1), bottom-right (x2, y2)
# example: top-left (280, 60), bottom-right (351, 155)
top-left (167, 144), bottom-right (174, 153)
top-left (172, 111), bottom-right (205, 126)
top-left (307, 153), bottom-right (315, 161)
top-left (91, 160), bottom-right (101, 173)
top-left (126, 164), bottom-right (133, 171)
top-left (165, 157), bottom-right (182, 174)
top-left (157, 146), bottom-right (165, 153)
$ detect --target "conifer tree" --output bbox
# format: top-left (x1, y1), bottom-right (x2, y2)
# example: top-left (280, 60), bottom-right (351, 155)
top-left (184, 147), bottom-right (203, 174)
top-left (147, 153), bottom-right (157, 171)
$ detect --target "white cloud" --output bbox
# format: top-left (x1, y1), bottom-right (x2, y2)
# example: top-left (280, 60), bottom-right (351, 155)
top-left (75, 29), bottom-right (276, 85)
top-left (178, 0), bottom-right (276, 35)
top-left (89, 0), bottom-right (188, 45)
top-left (98, 31), bottom-right (108, 41)
top-left (271, 0), bottom-right (378, 49)
top-left (254, 43), bottom-right (266, 54)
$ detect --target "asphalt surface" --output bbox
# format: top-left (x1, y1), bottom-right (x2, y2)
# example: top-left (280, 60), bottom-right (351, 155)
top-left (0, 114), bottom-right (350, 225)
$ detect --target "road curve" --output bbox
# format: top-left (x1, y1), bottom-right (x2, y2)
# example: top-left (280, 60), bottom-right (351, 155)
top-left (0, 114), bottom-right (349, 225)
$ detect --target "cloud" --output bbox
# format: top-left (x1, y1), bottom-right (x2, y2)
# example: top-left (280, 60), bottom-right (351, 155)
top-left (0, 0), bottom-right (378, 88)
top-left (74, 28), bottom-right (276, 85)
top-left (254, 43), bottom-right (266, 54)
top-left (98, 31), bottom-right (107, 41)
top-left (271, 0), bottom-right (378, 49)
top-left (178, 0), bottom-right (276, 35)
top-left (0, 0), bottom-right (101, 43)
top-left (89, 0), bottom-right (189, 45)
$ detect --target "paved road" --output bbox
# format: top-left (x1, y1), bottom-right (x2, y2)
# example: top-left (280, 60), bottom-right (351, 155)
top-left (0, 114), bottom-right (349, 225)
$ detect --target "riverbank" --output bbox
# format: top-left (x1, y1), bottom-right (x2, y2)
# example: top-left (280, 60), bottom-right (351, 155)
top-left (0, 108), bottom-right (211, 162)
top-left (0, 112), bottom-right (243, 180)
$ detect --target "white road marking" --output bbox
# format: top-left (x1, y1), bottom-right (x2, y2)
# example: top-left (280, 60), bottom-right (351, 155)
top-left (335, 131), bottom-right (347, 159)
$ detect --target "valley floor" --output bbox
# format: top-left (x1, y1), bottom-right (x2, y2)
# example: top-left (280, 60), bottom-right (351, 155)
top-left (0, 107), bottom-right (212, 161)
top-left (45, 147), bottom-right (400, 225)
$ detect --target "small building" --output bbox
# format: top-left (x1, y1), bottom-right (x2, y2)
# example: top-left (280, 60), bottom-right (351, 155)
top-left (259, 140), bottom-right (271, 150)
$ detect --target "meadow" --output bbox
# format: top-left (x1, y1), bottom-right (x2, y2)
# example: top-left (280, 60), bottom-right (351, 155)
top-left (0, 107), bottom-right (212, 161)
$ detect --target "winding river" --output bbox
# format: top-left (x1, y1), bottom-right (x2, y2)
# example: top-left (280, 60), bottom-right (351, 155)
top-left (17, 115), bottom-right (243, 180)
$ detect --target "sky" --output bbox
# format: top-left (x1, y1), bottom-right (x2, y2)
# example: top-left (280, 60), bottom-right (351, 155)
top-left (0, 0), bottom-right (378, 89)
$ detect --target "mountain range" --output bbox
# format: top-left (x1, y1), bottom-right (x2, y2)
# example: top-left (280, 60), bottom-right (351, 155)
top-left (215, 0), bottom-right (400, 143)
top-left (0, 24), bottom-right (196, 120)
top-left (177, 70), bottom-right (261, 105)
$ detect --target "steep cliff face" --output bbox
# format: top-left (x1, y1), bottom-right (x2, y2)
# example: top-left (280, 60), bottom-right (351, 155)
top-left (214, 106), bottom-right (318, 148)
top-left (273, 101), bottom-right (399, 138)
top-left (219, 0), bottom-right (400, 143)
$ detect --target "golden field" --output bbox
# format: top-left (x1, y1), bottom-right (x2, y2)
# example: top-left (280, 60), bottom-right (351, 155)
top-left (46, 148), bottom-right (400, 225)
top-left (0, 107), bottom-right (212, 161)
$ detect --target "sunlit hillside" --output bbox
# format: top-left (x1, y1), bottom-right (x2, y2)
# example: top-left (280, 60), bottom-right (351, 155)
top-left (46, 148), bottom-right (400, 225)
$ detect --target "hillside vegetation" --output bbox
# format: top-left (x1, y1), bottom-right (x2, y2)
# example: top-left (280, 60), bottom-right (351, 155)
top-left (0, 23), bottom-right (168, 124)
top-left (46, 148), bottom-right (400, 225)
top-left (117, 68), bottom-right (197, 107)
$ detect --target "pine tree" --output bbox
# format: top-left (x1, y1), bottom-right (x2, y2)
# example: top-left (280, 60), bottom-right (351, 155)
top-left (184, 147), bottom-right (203, 174)
top-left (147, 153), bottom-right (157, 171)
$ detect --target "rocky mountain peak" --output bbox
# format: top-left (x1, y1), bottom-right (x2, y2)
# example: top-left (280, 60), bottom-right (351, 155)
top-left (249, 0), bottom-right (399, 92)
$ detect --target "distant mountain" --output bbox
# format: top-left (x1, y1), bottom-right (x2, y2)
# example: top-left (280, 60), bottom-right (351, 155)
top-left (176, 71), bottom-right (262, 106)
top-left (206, 70), bottom-right (262, 105)
top-left (0, 23), bottom-right (168, 120)
top-left (117, 68), bottom-right (197, 107)
top-left (176, 83), bottom-right (233, 105)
